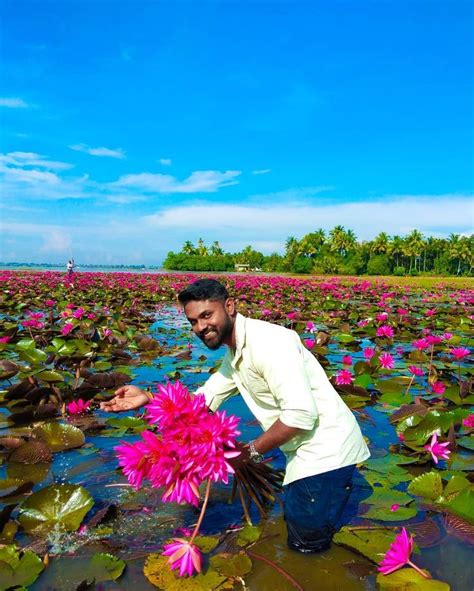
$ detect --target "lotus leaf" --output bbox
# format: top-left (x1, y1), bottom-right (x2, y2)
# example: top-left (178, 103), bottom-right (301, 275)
top-left (236, 524), bottom-right (262, 547)
top-left (210, 552), bottom-right (252, 577)
top-left (105, 416), bottom-right (148, 433)
top-left (143, 553), bottom-right (233, 590)
top-left (407, 471), bottom-right (443, 501)
top-left (0, 361), bottom-right (19, 380)
top-left (360, 504), bottom-right (418, 522)
top-left (442, 474), bottom-right (471, 500)
top-left (36, 370), bottom-right (65, 383)
top-left (193, 535), bottom-right (219, 552)
top-left (333, 526), bottom-right (397, 563)
top-left (0, 478), bottom-right (34, 500)
top-left (33, 422), bottom-right (85, 452)
top-left (7, 462), bottom-right (50, 483)
top-left (376, 568), bottom-right (450, 590)
top-left (9, 440), bottom-right (52, 464)
top-left (88, 552), bottom-right (125, 582)
top-left (0, 544), bottom-right (44, 589)
top-left (18, 483), bottom-right (94, 533)
top-left (363, 488), bottom-right (413, 507)
top-left (438, 488), bottom-right (474, 524)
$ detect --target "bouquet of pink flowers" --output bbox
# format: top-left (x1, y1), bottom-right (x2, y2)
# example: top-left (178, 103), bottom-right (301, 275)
top-left (115, 381), bottom-right (283, 577)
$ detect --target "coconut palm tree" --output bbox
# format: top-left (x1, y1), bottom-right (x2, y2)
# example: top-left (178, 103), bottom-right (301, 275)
top-left (371, 232), bottom-right (390, 255)
top-left (197, 238), bottom-right (208, 256)
top-left (210, 241), bottom-right (224, 256)
top-left (181, 241), bottom-right (197, 255)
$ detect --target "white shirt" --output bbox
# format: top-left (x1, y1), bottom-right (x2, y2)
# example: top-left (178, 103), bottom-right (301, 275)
top-left (197, 313), bottom-right (370, 485)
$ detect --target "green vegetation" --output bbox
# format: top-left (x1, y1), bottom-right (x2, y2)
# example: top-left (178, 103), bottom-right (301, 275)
top-left (163, 228), bottom-right (473, 276)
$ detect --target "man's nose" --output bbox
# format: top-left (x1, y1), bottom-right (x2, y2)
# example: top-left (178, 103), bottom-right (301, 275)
top-left (196, 319), bottom-right (208, 333)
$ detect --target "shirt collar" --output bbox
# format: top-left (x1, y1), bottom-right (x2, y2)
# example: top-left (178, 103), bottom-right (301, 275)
top-left (230, 312), bottom-right (246, 367)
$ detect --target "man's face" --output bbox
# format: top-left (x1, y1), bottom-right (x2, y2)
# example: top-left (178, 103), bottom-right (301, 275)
top-left (183, 298), bottom-right (235, 350)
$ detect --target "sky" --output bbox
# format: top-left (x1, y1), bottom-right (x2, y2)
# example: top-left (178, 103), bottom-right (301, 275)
top-left (1, 0), bottom-right (473, 265)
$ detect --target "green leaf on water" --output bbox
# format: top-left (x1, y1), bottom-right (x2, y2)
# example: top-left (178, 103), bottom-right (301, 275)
top-left (0, 544), bottom-right (44, 589)
top-left (210, 553), bottom-right (252, 577)
top-left (193, 535), bottom-right (219, 553)
top-left (376, 567), bottom-right (450, 590)
top-left (360, 505), bottom-right (418, 522)
top-left (363, 488), bottom-right (413, 507)
top-left (18, 483), bottom-right (94, 533)
top-left (33, 422), bottom-right (85, 452)
top-left (143, 553), bottom-right (233, 591)
top-left (333, 526), bottom-right (396, 563)
top-left (236, 524), bottom-right (262, 547)
top-left (438, 488), bottom-right (474, 524)
top-left (407, 472), bottom-right (443, 502)
top-left (88, 552), bottom-right (125, 581)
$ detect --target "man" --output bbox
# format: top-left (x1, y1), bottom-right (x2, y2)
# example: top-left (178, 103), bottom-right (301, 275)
top-left (101, 278), bottom-right (370, 553)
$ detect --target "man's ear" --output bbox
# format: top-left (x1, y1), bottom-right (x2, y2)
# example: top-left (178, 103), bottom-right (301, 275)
top-left (225, 297), bottom-right (236, 316)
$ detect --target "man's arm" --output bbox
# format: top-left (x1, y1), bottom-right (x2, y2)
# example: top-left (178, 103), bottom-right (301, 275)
top-left (251, 419), bottom-right (306, 454)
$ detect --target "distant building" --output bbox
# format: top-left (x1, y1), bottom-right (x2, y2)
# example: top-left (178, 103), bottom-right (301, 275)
top-left (234, 263), bottom-right (250, 272)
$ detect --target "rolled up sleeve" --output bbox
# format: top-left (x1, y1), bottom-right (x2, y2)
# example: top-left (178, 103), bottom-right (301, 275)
top-left (253, 331), bottom-right (318, 430)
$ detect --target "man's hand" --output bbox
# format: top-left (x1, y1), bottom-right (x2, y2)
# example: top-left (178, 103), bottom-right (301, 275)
top-left (227, 441), bottom-right (251, 471)
top-left (99, 385), bottom-right (150, 412)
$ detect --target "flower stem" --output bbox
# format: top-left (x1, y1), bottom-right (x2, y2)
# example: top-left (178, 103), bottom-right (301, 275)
top-left (428, 345), bottom-right (434, 376)
top-left (405, 375), bottom-right (415, 395)
top-left (190, 479), bottom-right (211, 544)
top-left (407, 560), bottom-right (431, 579)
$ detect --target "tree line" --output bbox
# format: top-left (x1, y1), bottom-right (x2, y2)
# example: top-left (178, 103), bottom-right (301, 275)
top-left (162, 228), bottom-right (473, 276)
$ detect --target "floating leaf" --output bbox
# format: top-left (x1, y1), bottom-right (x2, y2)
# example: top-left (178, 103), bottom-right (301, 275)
top-left (0, 544), bottom-right (44, 589)
top-left (333, 526), bottom-right (396, 563)
top-left (143, 553), bottom-right (233, 590)
top-left (407, 472), bottom-right (443, 502)
top-left (193, 535), bottom-right (219, 553)
top-left (210, 553), bottom-right (252, 577)
top-left (236, 524), bottom-right (262, 547)
top-left (439, 488), bottom-right (474, 524)
top-left (9, 440), bottom-right (52, 464)
top-left (360, 505), bottom-right (417, 522)
top-left (376, 567), bottom-right (450, 590)
top-left (0, 360), bottom-right (19, 380)
top-left (0, 478), bottom-right (34, 500)
top-left (105, 416), bottom-right (147, 433)
top-left (18, 483), bottom-right (94, 533)
top-left (88, 553), bottom-right (125, 582)
top-left (36, 370), bottom-right (65, 383)
top-left (33, 422), bottom-right (85, 452)
top-left (363, 488), bottom-right (413, 507)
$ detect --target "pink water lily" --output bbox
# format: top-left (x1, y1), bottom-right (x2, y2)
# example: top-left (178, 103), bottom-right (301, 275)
top-left (408, 365), bottom-right (424, 376)
top-left (378, 527), bottom-right (429, 577)
top-left (376, 325), bottom-right (394, 338)
top-left (304, 338), bottom-right (315, 349)
top-left (67, 399), bottom-right (92, 415)
top-left (342, 355), bottom-right (353, 365)
top-left (378, 352), bottom-right (395, 369)
top-left (431, 381), bottom-right (446, 395)
top-left (463, 414), bottom-right (474, 428)
top-left (61, 322), bottom-right (75, 336)
top-left (363, 347), bottom-right (375, 360)
top-left (450, 347), bottom-right (470, 360)
top-left (162, 538), bottom-right (202, 577)
top-left (424, 432), bottom-right (451, 464)
top-left (335, 369), bottom-right (353, 385)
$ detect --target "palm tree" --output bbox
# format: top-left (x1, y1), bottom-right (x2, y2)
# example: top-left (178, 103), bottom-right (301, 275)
top-left (298, 229), bottom-right (326, 258)
top-left (371, 232), bottom-right (390, 255)
top-left (329, 225), bottom-right (347, 256)
top-left (197, 238), bottom-right (208, 256)
top-left (210, 241), bottom-right (224, 256)
top-left (181, 241), bottom-right (197, 255)
top-left (388, 235), bottom-right (404, 268)
top-left (405, 230), bottom-right (425, 271)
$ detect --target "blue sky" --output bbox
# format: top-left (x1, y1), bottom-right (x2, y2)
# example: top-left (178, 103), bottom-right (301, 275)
top-left (1, 0), bottom-right (472, 265)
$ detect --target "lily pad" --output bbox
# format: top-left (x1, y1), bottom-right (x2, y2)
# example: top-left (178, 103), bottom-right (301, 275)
top-left (333, 526), bottom-right (397, 563)
top-left (407, 472), bottom-right (443, 502)
top-left (210, 552), bottom-right (252, 577)
top-left (193, 535), bottom-right (219, 553)
top-left (360, 505), bottom-right (418, 522)
top-left (143, 553), bottom-right (233, 590)
top-left (0, 544), bottom-right (44, 589)
top-left (88, 552), bottom-right (125, 582)
top-left (9, 440), bottom-right (52, 464)
top-left (18, 483), bottom-right (94, 533)
top-left (376, 567), bottom-right (450, 590)
top-left (33, 422), bottom-right (85, 452)
top-left (236, 524), bottom-right (262, 547)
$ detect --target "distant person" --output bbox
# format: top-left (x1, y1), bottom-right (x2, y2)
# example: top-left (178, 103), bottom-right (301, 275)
top-left (66, 259), bottom-right (75, 277)
top-left (101, 278), bottom-right (370, 554)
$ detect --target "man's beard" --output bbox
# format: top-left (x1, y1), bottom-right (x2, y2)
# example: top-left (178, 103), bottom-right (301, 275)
top-left (199, 315), bottom-right (233, 350)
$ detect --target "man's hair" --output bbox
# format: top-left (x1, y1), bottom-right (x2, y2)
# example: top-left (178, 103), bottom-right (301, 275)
top-left (178, 279), bottom-right (229, 305)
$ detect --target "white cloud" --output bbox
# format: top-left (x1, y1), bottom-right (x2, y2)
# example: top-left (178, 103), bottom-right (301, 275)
top-left (0, 97), bottom-right (29, 108)
top-left (39, 229), bottom-right (72, 253)
top-left (69, 144), bottom-right (126, 159)
top-left (112, 170), bottom-right (241, 194)
top-left (159, 158), bottom-right (172, 166)
top-left (252, 169), bottom-right (271, 175)
top-left (0, 151), bottom-right (73, 171)
top-left (142, 194), bottom-right (474, 246)
top-left (249, 186), bottom-right (334, 202)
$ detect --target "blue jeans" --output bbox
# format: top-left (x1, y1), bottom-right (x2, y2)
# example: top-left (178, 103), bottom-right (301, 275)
top-left (284, 464), bottom-right (355, 553)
